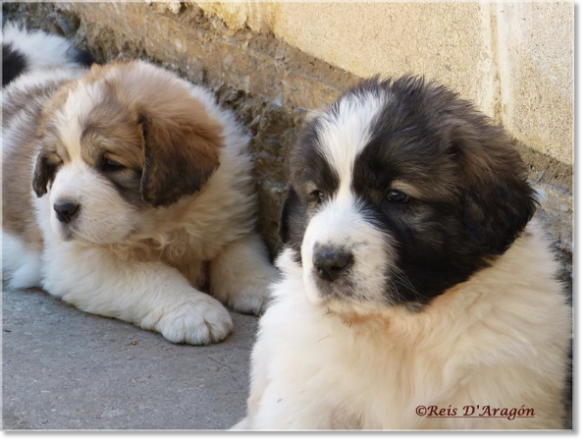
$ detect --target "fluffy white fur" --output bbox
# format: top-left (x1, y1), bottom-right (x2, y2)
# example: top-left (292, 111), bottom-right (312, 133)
top-left (236, 222), bottom-right (570, 429)
top-left (301, 190), bottom-right (393, 312)
top-left (1, 22), bottom-right (85, 72)
top-left (2, 233), bottom-right (43, 290)
top-left (299, 92), bottom-right (394, 310)
top-left (316, 90), bottom-right (386, 177)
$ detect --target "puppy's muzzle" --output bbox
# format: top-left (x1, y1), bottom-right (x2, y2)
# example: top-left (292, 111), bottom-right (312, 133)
top-left (54, 201), bottom-right (81, 224)
top-left (313, 246), bottom-right (354, 282)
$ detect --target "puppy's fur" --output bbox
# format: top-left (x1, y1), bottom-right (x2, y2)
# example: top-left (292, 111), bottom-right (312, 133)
top-left (1, 22), bottom-right (93, 86)
top-left (2, 26), bottom-right (276, 345)
top-left (236, 77), bottom-right (571, 429)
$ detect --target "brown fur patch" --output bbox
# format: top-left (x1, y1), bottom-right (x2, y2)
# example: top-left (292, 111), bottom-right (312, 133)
top-left (1, 86), bottom-right (72, 249)
top-left (79, 81), bottom-right (145, 174)
top-left (31, 83), bottom-right (80, 197)
top-left (2, 77), bottom-right (69, 129)
top-left (3, 141), bottom-right (43, 250)
top-left (139, 106), bottom-right (222, 207)
top-left (82, 61), bottom-right (223, 207)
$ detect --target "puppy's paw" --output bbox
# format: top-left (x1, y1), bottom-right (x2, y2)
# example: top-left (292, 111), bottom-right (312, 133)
top-left (230, 417), bottom-right (251, 430)
top-left (227, 279), bottom-right (271, 316)
top-left (210, 233), bottom-right (278, 316)
top-left (155, 296), bottom-right (233, 345)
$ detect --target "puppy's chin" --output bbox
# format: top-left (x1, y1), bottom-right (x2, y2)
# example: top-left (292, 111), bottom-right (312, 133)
top-left (302, 270), bottom-right (387, 316)
top-left (303, 271), bottom-right (329, 307)
top-left (50, 215), bottom-right (128, 245)
top-left (50, 217), bottom-right (74, 242)
top-left (302, 267), bottom-right (353, 308)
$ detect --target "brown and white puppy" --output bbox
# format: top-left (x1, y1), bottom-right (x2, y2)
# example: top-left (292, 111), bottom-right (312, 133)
top-left (235, 77), bottom-right (571, 429)
top-left (2, 26), bottom-right (276, 345)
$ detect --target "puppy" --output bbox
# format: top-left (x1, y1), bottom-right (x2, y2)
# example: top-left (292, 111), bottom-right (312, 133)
top-left (235, 77), bottom-right (571, 429)
top-left (2, 25), bottom-right (276, 345)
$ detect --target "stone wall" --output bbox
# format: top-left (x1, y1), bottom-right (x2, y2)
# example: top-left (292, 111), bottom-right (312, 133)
top-left (2, 1), bottom-right (573, 284)
top-left (197, 0), bottom-right (573, 166)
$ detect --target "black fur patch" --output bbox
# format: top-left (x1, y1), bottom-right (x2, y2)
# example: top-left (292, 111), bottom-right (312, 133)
top-left (280, 117), bottom-right (340, 262)
top-left (69, 47), bottom-right (94, 68)
top-left (32, 153), bottom-right (59, 197)
top-left (99, 166), bottom-right (145, 207)
top-left (2, 43), bottom-right (28, 86)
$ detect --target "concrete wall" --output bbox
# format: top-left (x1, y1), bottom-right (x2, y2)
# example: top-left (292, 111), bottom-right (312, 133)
top-left (197, 0), bottom-right (573, 166)
top-left (3, 1), bottom-right (573, 281)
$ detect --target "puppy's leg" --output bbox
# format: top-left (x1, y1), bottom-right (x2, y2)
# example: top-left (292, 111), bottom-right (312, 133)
top-left (2, 232), bottom-right (43, 290)
top-left (246, 380), bottom-right (341, 430)
top-left (42, 244), bottom-right (232, 345)
top-left (230, 418), bottom-right (251, 430)
top-left (231, 325), bottom-right (272, 430)
top-left (209, 232), bottom-right (277, 315)
top-left (237, 355), bottom-right (346, 429)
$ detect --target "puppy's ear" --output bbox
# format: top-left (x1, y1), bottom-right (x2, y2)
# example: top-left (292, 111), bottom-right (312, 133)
top-left (453, 124), bottom-right (537, 254)
top-left (279, 186), bottom-right (301, 244)
top-left (32, 152), bottom-right (57, 197)
top-left (104, 61), bottom-right (222, 207)
top-left (138, 99), bottom-right (222, 208)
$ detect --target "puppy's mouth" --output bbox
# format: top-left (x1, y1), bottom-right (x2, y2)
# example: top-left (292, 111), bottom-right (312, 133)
top-left (305, 264), bottom-right (398, 314)
top-left (53, 222), bottom-right (77, 242)
top-left (52, 216), bottom-right (93, 243)
top-left (312, 269), bottom-right (356, 299)
top-left (306, 268), bottom-right (375, 315)
top-left (308, 245), bottom-right (356, 299)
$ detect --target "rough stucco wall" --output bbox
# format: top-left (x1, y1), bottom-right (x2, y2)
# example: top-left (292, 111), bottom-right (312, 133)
top-left (198, 0), bottom-right (573, 166)
top-left (2, 1), bottom-right (572, 283)
top-left (200, 1), bottom-right (497, 119)
top-left (495, 1), bottom-right (573, 165)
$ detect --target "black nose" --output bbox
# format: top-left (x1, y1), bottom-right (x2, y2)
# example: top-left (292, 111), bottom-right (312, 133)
top-left (53, 201), bottom-right (80, 223)
top-left (313, 247), bottom-right (354, 282)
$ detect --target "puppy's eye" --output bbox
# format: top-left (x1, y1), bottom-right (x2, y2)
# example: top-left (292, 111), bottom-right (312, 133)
top-left (386, 189), bottom-right (410, 203)
top-left (308, 189), bottom-right (324, 205)
top-left (47, 157), bottom-right (63, 168)
top-left (102, 158), bottom-right (125, 172)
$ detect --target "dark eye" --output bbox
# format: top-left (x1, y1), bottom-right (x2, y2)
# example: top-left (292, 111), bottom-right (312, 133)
top-left (386, 189), bottom-right (410, 203)
top-left (102, 157), bottom-right (125, 172)
top-left (308, 189), bottom-right (324, 205)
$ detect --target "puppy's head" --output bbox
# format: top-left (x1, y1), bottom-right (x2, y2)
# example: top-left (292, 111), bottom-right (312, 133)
top-left (33, 61), bottom-right (222, 244)
top-left (281, 76), bottom-right (536, 314)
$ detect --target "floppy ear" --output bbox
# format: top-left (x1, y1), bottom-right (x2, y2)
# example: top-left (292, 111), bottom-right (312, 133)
top-left (139, 104), bottom-right (222, 207)
top-left (453, 124), bottom-right (537, 254)
top-left (32, 152), bottom-right (57, 197)
top-left (279, 186), bottom-right (301, 244)
top-left (104, 61), bottom-right (223, 207)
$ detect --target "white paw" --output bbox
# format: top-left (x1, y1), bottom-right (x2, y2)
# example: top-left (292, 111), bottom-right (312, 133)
top-left (230, 417), bottom-right (251, 430)
top-left (155, 296), bottom-right (233, 345)
top-left (227, 281), bottom-right (271, 316)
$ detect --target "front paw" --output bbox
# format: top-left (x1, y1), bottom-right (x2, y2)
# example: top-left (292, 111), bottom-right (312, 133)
top-left (154, 296), bottom-right (233, 345)
top-left (230, 417), bottom-right (251, 430)
top-left (227, 280), bottom-right (272, 316)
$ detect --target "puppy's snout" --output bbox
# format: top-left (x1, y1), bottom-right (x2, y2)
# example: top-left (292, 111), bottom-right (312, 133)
top-left (313, 246), bottom-right (354, 282)
top-left (54, 201), bottom-right (80, 223)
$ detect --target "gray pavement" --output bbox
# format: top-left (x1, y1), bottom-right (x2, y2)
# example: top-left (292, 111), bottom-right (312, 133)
top-left (2, 287), bottom-right (258, 430)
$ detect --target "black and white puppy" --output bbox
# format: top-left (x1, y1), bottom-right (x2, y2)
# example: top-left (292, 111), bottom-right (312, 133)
top-left (1, 21), bottom-right (93, 86)
top-left (235, 77), bottom-right (571, 429)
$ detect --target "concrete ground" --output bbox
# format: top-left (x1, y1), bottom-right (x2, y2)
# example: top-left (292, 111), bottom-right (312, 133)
top-left (2, 288), bottom-right (257, 430)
